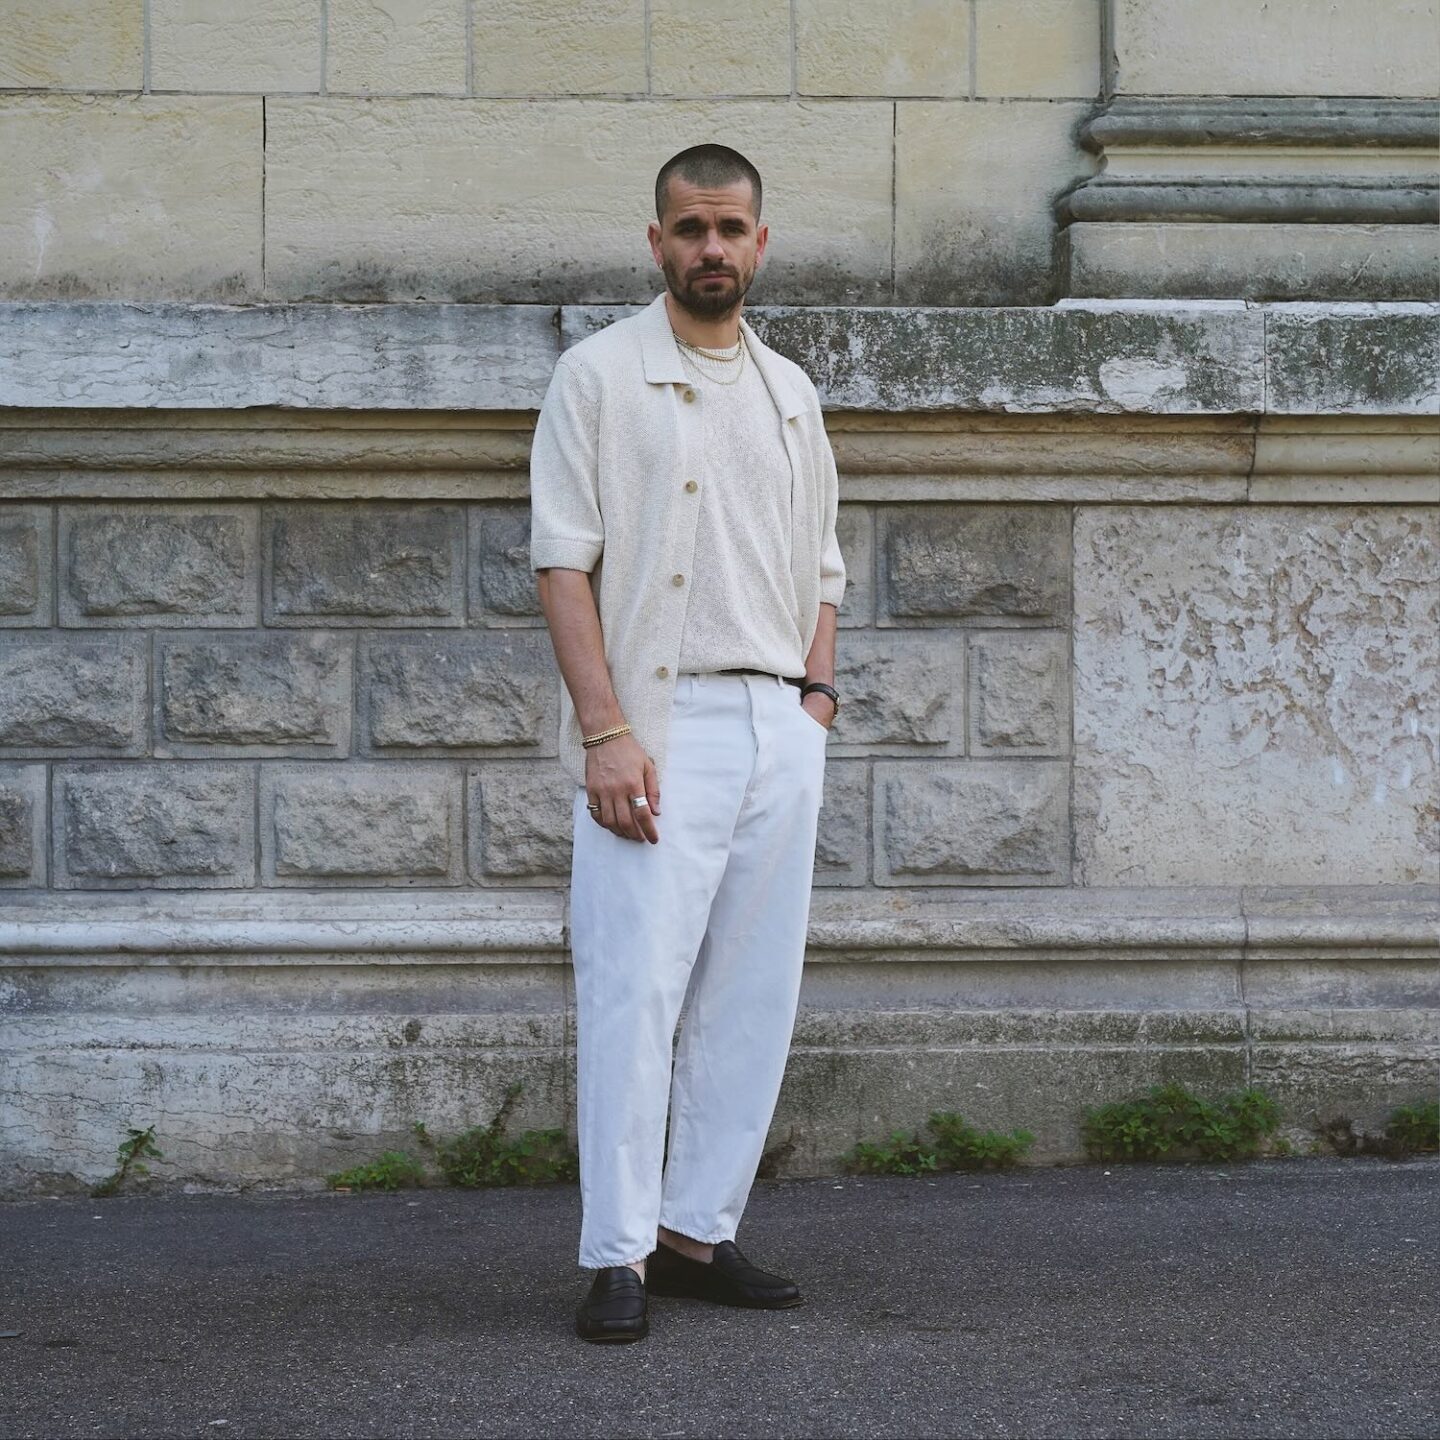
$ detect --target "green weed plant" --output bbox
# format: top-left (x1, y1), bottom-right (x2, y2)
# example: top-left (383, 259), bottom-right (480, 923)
top-left (90, 1124), bottom-right (164, 1198)
top-left (1385, 1099), bottom-right (1439, 1153)
top-left (1081, 1082), bottom-right (1279, 1163)
top-left (845, 1111), bottom-right (1035, 1175)
top-left (1319, 1099), bottom-right (1440, 1159)
top-left (426, 1082), bottom-right (578, 1188)
top-left (326, 1150), bottom-right (427, 1191)
top-left (324, 1082), bottom-right (578, 1192)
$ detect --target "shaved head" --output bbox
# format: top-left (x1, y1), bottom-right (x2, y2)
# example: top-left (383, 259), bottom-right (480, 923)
top-left (655, 143), bottom-right (762, 225)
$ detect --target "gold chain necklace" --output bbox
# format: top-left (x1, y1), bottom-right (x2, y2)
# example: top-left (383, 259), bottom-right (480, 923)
top-left (676, 331), bottom-right (747, 386)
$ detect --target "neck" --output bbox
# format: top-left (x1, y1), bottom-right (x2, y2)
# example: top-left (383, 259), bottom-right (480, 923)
top-left (664, 292), bottom-right (742, 350)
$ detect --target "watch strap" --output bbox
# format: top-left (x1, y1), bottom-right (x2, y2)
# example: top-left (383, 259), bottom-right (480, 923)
top-left (800, 681), bottom-right (839, 714)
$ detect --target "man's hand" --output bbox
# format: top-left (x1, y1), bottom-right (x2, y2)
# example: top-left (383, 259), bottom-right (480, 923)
top-left (584, 734), bottom-right (661, 842)
top-left (533, 568), bottom-right (660, 843)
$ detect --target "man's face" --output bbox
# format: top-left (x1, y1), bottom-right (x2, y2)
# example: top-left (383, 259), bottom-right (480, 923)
top-left (647, 175), bottom-right (768, 320)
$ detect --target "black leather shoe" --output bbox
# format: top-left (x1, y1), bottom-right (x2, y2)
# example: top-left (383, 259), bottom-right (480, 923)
top-left (644, 1239), bottom-right (804, 1309)
top-left (575, 1265), bottom-right (649, 1343)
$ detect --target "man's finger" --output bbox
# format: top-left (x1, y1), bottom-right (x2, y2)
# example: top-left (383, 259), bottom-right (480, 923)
top-left (613, 786), bottom-right (642, 841)
top-left (636, 760), bottom-right (660, 843)
top-left (600, 791), bottom-right (622, 835)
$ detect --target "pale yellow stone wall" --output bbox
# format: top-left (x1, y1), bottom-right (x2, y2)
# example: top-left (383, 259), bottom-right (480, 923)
top-left (650, 0), bottom-right (791, 96)
top-left (471, 0), bottom-right (647, 95)
top-left (263, 97), bottom-right (894, 301)
top-left (149, 0), bottom-right (322, 93)
top-left (328, 0), bottom-right (468, 96)
top-left (975, 0), bottom-right (1100, 99)
top-left (0, 95), bottom-right (263, 300)
top-left (897, 99), bottom-right (1099, 304)
top-left (0, 0), bottom-right (1431, 302)
top-left (1113, 0), bottom-right (1440, 98)
top-left (0, 0), bottom-right (144, 89)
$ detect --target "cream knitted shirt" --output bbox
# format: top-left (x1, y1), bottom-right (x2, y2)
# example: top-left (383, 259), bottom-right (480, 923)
top-left (674, 339), bottom-right (806, 678)
top-left (529, 292), bottom-right (846, 790)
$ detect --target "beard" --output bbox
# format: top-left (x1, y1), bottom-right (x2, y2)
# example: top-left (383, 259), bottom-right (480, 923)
top-left (661, 252), bottom-right (756, 320)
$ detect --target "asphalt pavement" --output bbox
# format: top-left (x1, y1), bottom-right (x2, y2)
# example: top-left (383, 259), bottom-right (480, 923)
top-left (2, 1156), bottom-right (1437, 1439)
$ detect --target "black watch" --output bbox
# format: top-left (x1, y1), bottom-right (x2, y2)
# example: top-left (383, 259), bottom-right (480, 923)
top-left (800, 681), bottom-right (840, 716)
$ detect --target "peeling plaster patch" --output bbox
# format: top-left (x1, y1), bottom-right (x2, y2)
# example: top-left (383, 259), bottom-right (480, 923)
top-left (976, 382), bottom-right (1104, 413)
top-left (1098, 357), bottom-right (1191, 409)
top-left (1074, 505), bottom-right (1440, 886)
top-left (31, 210), bottom-right (55, 282)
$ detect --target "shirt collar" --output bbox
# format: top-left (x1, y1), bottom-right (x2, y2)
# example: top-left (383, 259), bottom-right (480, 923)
top-left (638, 290), bottom-right (808, 420)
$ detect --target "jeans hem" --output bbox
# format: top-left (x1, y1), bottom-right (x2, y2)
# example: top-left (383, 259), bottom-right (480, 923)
top-left (579, 1250), bottom-right (653, 1271)
top-left (656, 1217), bottom-right (733, 1245)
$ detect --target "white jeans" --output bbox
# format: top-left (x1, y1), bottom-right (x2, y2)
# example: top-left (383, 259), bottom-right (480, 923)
top-left (568, 669), bottom-right (828, 1269)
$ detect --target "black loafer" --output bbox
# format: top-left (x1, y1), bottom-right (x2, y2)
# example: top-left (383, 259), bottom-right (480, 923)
top-left (644, 1239), bottom-right (804, 1309)
top-left (575, 1265), bottom-right (649, 1343)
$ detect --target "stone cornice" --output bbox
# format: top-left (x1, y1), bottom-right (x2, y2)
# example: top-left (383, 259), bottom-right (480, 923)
top-left (1081, 98), bottom-right (1440, 153)
top-left (1062, 97), bottom-right (1439, 299)
top-left (0, 411), bottom-right (1433, 505)
top-left (0, 887), bottom-right (1433, 965)
top-left (1, 301), bottom-right (1435, 417)
top-left (1067, 97), bottom-right (1440, 225)
top-left (1060, 182), bottom-right (1436, 226)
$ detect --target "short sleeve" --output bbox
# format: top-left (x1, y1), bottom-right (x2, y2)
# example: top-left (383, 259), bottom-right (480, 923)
top-left (529, 353), bottom-right (604, 573)
top-left (816, 414), bottom-right (846, 608)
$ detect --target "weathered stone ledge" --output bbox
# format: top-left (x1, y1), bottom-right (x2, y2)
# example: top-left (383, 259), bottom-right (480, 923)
top-left (1, 301), bottom-right (1435, 416)
top-left (4, 888), bottom-right (1433, 1184)
top-left (1, 885), bottom-right (1433, 964)
top-left (1, 411), bottom-right (1434, 504)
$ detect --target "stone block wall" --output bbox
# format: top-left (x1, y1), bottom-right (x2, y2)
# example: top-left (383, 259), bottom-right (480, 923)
top-left (0, 494), bottom-right (1088, 891)
top-left (0, 0), bottom-right (1436, 1190)
top-left (9, 482), bottom-right (1435, 896)
top-left (2, 1), bottom-right (1435, 305)
top-left (1110, 0), bottom-right (1438, 96)
top-left (0, 313), bottom-right (1434, 1191)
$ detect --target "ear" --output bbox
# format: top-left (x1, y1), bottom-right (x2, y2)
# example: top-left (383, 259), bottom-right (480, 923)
top-left (754, 221), bottom-right (768, 264)
top-left (646, 219), bottom-right (663, 268)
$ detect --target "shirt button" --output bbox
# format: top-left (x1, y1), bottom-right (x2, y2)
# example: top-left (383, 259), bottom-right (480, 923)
top-left (655, 664), bottom-right (669, 678)
top-left (671, 573), bottom-right (684, 585)
top-left (682, 388), bottom-right (696, 403)
top-left (684, 479), bottom-right (698, 492)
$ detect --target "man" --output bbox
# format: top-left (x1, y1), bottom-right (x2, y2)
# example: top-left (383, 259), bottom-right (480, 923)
top-left (528, 143), bottom-right (845, 1344)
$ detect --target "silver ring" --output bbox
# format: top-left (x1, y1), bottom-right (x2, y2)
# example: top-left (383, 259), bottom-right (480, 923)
top-left (630, 795), bottom-right (649, 808)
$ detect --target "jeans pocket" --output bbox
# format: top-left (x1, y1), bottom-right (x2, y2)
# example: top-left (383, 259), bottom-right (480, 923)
top-left (671, 673), bottom-right (698, 716)
top-left (795, 697), bottom-right (829, 740)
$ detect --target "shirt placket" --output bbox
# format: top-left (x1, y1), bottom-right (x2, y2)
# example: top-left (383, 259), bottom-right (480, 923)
top-left (781, 411), bottom-right (803, 579)
top-left (655, 380), bottom-right (706, 698)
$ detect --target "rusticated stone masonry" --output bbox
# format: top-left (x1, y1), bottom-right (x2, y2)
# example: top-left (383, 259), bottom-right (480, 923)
top-left (0, 497), bottom-right (1075, 891)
